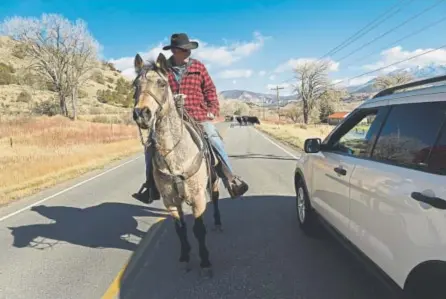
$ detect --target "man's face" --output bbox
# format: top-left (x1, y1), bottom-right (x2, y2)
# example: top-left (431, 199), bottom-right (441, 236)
top-left (171, 47), bottom-right (190, 60)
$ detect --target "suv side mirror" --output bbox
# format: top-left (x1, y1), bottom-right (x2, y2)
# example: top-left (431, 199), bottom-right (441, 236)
top-left (304, 138), bottom-right (322, 153)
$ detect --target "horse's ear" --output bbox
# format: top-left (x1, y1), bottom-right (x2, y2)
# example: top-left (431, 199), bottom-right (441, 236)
top-left (156, 53), bottom-right (168, 73)
top-left (134, 54), bottom-right (144, 72)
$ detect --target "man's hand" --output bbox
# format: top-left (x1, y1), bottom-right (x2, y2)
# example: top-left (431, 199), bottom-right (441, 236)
top-left (207, 112), bottom-right (215, 120)
top-left (173, 94), bottom-right (186, 110)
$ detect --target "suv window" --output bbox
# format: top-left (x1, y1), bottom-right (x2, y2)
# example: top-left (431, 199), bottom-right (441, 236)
top-left (371, 101), bottom-right (446, 172)
top-left (427, 121), bottom-right (446, 175)
top-left (328, 107), bottom-right (389, 158)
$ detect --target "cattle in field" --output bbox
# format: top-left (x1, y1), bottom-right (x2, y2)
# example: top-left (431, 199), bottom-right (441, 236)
top-left (240, 115), bottom-right (260, 126)
top-left (231, 115), bottom-right (260, 127)
top-left (245, 116), bottom-right (260, 125)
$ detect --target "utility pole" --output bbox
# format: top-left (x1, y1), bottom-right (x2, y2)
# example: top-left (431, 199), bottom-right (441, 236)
top-left (270, 85), bottom-right (284, 122)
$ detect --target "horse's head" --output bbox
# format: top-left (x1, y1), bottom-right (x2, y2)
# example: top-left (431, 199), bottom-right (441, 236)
top-left (132, 53), bottom-right (170, 130)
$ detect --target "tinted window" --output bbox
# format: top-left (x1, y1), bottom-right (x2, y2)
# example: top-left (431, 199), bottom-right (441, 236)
top-left (330, 108), bottom-right (388, 158)
top-left (372, 101), bottom-right (446, 171)
top-left (428, 122), bottom-right (446, 175)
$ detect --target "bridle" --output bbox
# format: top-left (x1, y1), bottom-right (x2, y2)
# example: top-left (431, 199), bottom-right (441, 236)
top-left (133, 67), bottom-right (169, 150)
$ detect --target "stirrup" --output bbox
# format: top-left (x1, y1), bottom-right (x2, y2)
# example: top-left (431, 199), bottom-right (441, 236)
top-left (228, 176), bottom-right (249, 199)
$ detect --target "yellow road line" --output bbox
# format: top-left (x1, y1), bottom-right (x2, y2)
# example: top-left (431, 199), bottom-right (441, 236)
top-left (101, 217), bottom-right (166, 299)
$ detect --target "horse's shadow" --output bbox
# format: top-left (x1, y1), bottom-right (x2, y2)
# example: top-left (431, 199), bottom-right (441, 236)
top-left (7, 202), bottom-right (168, 251)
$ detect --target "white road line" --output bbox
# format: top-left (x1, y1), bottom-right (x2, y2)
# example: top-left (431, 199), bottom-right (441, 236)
top-left (0, 155), bottom-right (143, 223)
top-left (253, 128), bottom-right (300, 160)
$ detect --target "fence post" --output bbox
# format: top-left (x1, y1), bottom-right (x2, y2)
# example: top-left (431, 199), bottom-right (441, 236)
top-left (10, 137), bottom-right (13, 148)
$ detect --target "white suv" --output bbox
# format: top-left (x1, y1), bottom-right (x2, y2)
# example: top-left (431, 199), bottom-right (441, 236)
top-left (294, 76), bottom-right (446, 299)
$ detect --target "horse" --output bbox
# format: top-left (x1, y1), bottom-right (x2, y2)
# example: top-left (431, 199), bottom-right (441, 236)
top-left (132, 52), bottom-right (223, 277)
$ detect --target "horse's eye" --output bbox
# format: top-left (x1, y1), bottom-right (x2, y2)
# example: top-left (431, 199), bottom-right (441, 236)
top-left (158, 80), bottom-right (167, 87)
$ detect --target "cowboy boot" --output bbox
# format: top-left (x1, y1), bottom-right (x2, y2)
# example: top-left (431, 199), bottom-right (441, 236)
top-left (227, 176), bottom-right (249, 199)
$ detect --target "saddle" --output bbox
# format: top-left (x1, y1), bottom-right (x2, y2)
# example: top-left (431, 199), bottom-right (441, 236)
top-left (183, 120), bottom-right (219, 170)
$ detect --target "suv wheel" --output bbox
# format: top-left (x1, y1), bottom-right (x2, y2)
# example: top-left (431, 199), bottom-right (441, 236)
top-left (295, 178), bottom-right (318, 235)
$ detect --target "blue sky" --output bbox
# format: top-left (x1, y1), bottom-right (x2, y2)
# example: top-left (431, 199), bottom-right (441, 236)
top-left (1, 0), bottom-right (446, 95)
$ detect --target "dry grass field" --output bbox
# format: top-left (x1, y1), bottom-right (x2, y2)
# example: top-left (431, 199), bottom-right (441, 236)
top-left (257, 122), bottom-right (335, 150)
top-left (0, 116), bottom-right (142, 204)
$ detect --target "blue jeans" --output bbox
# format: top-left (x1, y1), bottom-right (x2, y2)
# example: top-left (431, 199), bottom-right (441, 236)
top-left (144, 122), bottom-right (233, 182)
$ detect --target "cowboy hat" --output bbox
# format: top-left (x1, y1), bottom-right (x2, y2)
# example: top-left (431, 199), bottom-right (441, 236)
top-left (162, 33), bottom-right (199, 50)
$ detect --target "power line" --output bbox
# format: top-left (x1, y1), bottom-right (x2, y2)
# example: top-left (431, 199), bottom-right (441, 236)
top-left (318, 0), bottom-right (411, 60)
top-left (341, 15), bottom-right (446, 70)
top-left (335, 0), bottom-right (445, 64)
top-left (332, 44), bottom-right (446, 88)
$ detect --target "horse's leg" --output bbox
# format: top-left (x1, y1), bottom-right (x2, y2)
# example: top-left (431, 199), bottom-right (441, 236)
top-left (211, 177), bottom-right (223, 232)
top-left (169, 205), bottom-right (191, 272)
top-left (192, 197), bottom-right (212, 277)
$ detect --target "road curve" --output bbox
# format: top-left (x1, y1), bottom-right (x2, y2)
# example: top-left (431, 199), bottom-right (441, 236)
top-left (0, 123), bottom-right (396, 299)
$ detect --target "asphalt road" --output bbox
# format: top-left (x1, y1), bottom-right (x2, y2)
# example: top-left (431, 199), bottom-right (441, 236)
top-left (0, 122), bottom-right (396, 299)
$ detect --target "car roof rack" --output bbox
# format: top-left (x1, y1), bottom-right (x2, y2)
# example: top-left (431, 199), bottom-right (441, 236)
top-left (372, 75), bottom-right (446, 99)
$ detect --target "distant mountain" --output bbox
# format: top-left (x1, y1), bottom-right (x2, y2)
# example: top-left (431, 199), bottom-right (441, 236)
top-left (350, 64), bottom-right (446, 94)
top-left (218, 89), bottom-right (298, 107)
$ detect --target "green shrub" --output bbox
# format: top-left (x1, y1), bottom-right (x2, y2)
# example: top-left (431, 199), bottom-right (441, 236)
top-left (0, 72), bottom-right (15, 85)
top-left (45, 81), bottom-right (57, 92)
top-left (107, 77), bottom-right (114, 83)
top-left (32, 98), bottom-right (60, 116)
top-left (16, 91), bottom-right (32, 103)
top-left (78, 89), bottom-right (88, 98)
top-left (0, 63), bottom-right (15, 73)
top-left (11, 44), bottom-right (27, 59)
top-left (91, 71), bottom-right (105, 84)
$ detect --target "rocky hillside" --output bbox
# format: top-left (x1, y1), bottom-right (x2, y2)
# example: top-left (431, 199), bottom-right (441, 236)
top-left (0, 36), bottom-right (134, 122)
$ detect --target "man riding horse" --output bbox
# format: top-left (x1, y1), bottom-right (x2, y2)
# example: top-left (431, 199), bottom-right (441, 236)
top-left (134, 33), bottom-right (249, 203)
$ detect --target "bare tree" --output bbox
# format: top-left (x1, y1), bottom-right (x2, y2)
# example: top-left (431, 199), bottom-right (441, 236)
top-left (373, 72), bottom-right (414, 91)
top-left (292, 60), bottom-right (331, 124)
top-left (1, 13), bottom-right (100, 118)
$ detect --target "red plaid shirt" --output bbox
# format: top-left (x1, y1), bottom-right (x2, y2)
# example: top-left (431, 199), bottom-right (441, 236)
top-left (167, 58), bottom-right (219, 122)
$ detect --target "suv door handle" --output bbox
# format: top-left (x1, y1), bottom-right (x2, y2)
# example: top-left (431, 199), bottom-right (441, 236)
top-left (333, 167), bottom-right (347, 176)
top-left (411, 192), bottom-right (446, 210)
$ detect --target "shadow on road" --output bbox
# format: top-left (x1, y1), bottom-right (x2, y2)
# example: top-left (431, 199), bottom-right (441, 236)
top-left (7, 202), bottom-right (169, 251)
top-left (119, 195), bottom-right (396, 299)
top-left (229, 153), bottom-right (295, 161)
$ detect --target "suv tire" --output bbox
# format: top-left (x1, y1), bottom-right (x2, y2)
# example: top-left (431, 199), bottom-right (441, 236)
top-left (295, 177), bottom-right (318, 235)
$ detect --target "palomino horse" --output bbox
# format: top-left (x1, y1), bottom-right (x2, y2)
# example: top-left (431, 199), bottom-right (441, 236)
top-left (132, 53), bottom-right (222, 277)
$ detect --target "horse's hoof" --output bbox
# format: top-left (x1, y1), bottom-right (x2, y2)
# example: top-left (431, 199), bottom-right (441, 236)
top-left (212, 225), bottom-right (223, 232)
top-left (200, 267), bottom-right (213, 278)
top-left (180, 261), bottom-right (192, 273)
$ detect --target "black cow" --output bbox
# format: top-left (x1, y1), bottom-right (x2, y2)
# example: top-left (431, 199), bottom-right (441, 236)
top-left (235, 116), bottom-right (243, 126)
top-left (240, 115), bottom-right (260, 126)
top-left (246, 116), bottom-right (260, 125)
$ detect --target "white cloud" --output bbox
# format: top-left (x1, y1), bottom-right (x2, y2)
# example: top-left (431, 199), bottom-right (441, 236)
top-left (109, 32), bottom-right (269, 79)
top-left (269, 75), bottom-right (276, 81)
top-left (274, 58), bottom-right (339, 73)
top-left (217, 69), bottom-right (253, 79)
top-left (362, 46), bottom-right (446, 73)
top-left (258, 70), bottom-right (266, 76)
top-left (232, 80), bottom-right (237, 85)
